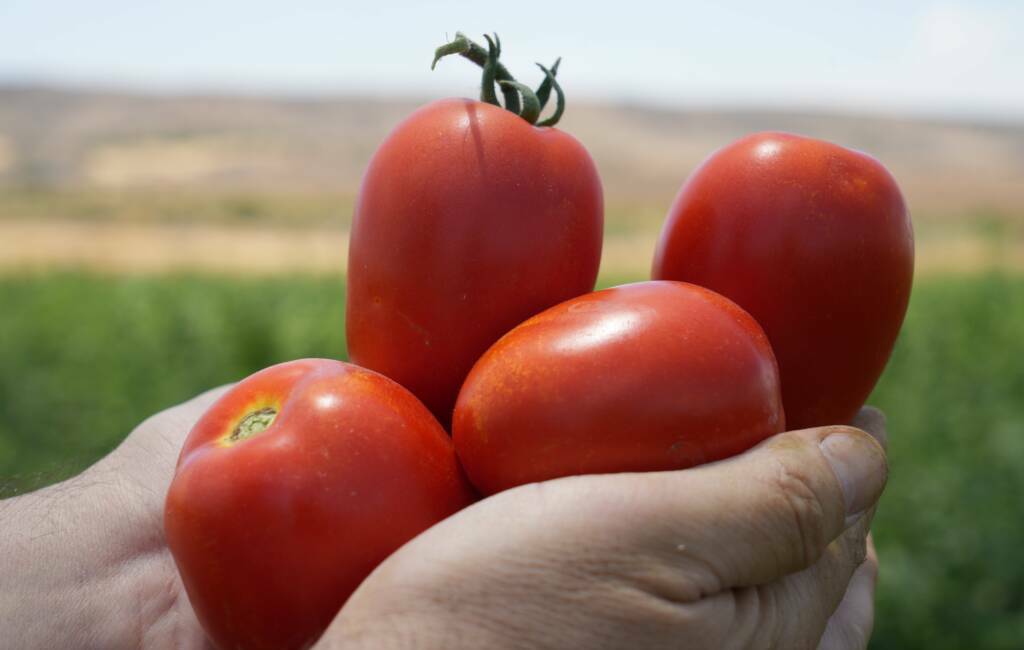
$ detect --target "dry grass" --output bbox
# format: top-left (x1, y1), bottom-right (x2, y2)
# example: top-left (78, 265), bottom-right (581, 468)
top-left (0, 219), bottom-right (345, 275)
top-left (3, 219), bottom-right (1020, 278)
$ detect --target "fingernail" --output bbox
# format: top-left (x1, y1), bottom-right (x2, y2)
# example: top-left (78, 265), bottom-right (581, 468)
top-left (820, 430), bottom-right (887, 523)
top-left (851, 406), bottom-right (888, 451)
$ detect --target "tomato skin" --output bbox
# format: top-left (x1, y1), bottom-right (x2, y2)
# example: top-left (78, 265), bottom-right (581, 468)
top-left (652, 132), bottom-right (914, 429)
top-left (453, 281), bottom-right (784, 496)
top-left (347, 98), bottom-right (603, 427)
top-left (164, 359), bottom-right (475, 650)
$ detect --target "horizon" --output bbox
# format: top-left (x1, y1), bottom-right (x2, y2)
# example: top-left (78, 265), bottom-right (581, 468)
top-left (3, 79), bottom-right (1022, 128)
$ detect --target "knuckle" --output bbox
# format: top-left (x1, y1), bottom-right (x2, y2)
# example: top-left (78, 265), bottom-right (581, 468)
top-left (846, 532), bottom-right (869, 568)
top-left (765, 452), bottom-right (831, 568)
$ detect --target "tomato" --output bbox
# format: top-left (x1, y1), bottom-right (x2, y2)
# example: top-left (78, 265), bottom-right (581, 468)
top-left (453, 281), bottom-right (784, 495)
top-left (652, 132), bottom-right (914, 429)
top-left (164, 359), bottom-right (475, 650)
top-left (347, 97), bottom-right (603, 427)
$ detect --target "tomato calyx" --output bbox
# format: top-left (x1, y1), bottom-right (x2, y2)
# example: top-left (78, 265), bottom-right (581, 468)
top-left (227, 406), bottom-right (278, 443)
top-left (432, 32), bottom-right (565, 127)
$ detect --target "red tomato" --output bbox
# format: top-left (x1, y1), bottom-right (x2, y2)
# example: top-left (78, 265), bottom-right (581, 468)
top-left (347, 98), bottom-right (603, 427)
top-left (164, 359), bottom-right (475, 650)
top-left (652, 132), bottom-right (914, 429)
top-left (453, 281), bottom-right (784, 495)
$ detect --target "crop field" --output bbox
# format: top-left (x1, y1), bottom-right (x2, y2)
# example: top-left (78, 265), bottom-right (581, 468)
top-left (0, 270), bottom-right (1022, 649)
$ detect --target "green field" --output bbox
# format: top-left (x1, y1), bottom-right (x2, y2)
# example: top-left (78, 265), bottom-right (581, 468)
top-left (1, 272), bottom-right (1022, 649)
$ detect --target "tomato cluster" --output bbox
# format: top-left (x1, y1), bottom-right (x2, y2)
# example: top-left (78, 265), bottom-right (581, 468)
top-left (165, 33), bottom-right (913, 650)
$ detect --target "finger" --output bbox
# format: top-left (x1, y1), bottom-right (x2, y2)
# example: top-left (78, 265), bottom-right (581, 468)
top-left (751, 509), bottom-right (873, 648)
top-left (841, 407), bottom-right (886, 534)
top-left (603, 425), bottom-right (887, 598)
top-left (817, 535), bottom-right (879, 650)
top-left (850, 407), bottom-right (887, 452)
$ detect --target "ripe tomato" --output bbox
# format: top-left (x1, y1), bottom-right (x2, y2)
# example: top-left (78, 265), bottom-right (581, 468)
top-left (652, 132), bottom-right (914, 429)
top-left (164, 359), bottom-right (475, 650)
top-left (347, 98), bottom-right (603, 427)
top-left (453, 281), bottom-right (784, 495)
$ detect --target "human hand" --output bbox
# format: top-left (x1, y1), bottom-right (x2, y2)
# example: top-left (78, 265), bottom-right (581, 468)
top-left (322, 408), bottom-right (888, 650)
top-left (0, 385), bottom-right (229, 649)
top-left (1, 386), bottom-right (886, 650)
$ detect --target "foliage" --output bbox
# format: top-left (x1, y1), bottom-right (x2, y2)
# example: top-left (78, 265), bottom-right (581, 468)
top-left (868, 274), bottom-right (1024, 649)
top-left (0, 273), bottom-right (346, 491)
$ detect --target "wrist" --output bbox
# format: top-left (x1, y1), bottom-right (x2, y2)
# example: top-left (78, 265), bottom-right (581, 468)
top-left (0, 464), bottom-right (167, 648)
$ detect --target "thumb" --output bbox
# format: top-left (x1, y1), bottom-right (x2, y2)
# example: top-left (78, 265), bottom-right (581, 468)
top-left (584, 424), bottom-right (887, 600)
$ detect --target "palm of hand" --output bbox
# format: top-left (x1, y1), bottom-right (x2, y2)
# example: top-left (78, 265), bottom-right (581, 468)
top-left (102, 386), bottom-right (231, 649)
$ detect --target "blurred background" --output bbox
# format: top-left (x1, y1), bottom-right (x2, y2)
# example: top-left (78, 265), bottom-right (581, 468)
top-left (1, 1), bottom-right (1022, 647)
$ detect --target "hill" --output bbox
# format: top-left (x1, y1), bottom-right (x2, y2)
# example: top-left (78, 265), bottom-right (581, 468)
top-left (2, 85), bottom-right (1021, 220)
top-left (1, 85), bottom-right (1021, 276)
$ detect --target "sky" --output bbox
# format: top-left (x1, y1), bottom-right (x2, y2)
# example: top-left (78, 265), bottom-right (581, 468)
top-left (1, 0), bottom-right (1022, 121)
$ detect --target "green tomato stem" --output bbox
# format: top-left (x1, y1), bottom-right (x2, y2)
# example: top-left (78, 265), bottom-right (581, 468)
top-left (498, 79), bottom-right (541, 124)
top-left (534, 57), bottom-right (561, 111)
top-left (431, 32), bottom-right (566, 127)
top-left (535, 63), bottom-right (565, 127)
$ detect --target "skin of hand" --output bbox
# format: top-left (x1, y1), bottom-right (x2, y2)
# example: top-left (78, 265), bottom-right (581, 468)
top-left (0, 385), bottom-right (886, 650)
top-left (321, 407), bottom-right (888, 650)
top-left (0, 386), bottom-right (230, 650)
